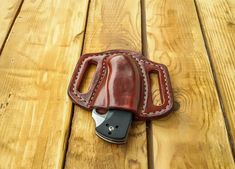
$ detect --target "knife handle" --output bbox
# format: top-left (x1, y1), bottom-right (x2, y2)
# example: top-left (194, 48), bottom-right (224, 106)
top-left (95, 109), bottom-right (132, 144)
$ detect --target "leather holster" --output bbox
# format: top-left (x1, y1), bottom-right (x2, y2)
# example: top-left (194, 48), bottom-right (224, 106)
top-left (68, 50), bottom-right (173, 120)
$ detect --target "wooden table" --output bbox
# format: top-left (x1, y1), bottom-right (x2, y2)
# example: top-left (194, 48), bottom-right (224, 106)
top-left (0, 0), bottom-right (234, 168)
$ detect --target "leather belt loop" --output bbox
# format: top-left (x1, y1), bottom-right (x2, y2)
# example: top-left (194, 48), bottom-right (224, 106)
top-left (68, 50), bottom-right (174, 120)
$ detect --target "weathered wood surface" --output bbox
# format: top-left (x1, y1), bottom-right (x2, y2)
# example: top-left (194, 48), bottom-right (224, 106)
top-left (0, 0), bottom-right (234, 168)
top-left (0, 0), bottom-right (89, 168)
top-left (195, 0), bottom-right (235, 147)
top-left (64, 0), bottom-right (148, 169)
top-left (145, 0), bottom-right (235, 168)
top-left (0, 0), bottom-right (23, 51)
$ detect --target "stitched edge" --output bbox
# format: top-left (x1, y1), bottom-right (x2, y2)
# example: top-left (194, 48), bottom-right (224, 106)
top-left (132, 57), bottom-right (149, 113)
top-left (72, 59), bottom-right (88, 103)
top-left (135, 58), bottom-right (172, 116)
top-left (72, 54), bottom-right (106, 104)
top-left (72, 51), bottom-right (172, 117)
top-left (88, 57), bottom-right (107, 106)
top-left (72, 52), bottom-right (132, 106)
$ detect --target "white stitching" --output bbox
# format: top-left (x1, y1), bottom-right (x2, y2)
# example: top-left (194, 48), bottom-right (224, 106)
top-left (87, 60), bottom-right (107, 106)
top-left (72, 59), bottom-right (88, 103)
top-left (72, 54), bottom-right (106, 104)
top-left (131, 57), bottom-right (172, 116)
top-left (72, 51), bottom-right (172, 117)
top-left (132, 57), bottom-right (148, 112)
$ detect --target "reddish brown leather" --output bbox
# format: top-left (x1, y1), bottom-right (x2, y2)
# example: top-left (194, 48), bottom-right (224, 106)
top-left (68, 50), bottom-right (173, 120)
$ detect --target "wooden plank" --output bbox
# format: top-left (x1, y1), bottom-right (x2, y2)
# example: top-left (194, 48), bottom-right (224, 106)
top-left (0, 0), bottom-right (23, 51)
top-left (64, 0), bottom-right (148, 169)
top-left (195, 0), bottom-right (235, 148)
top-left (0, 0), bottom-right (89, 168)
top-left (144, 0), bottom-right (235, 168)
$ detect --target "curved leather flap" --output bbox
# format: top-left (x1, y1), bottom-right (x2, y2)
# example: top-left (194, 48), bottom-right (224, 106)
top-left (68, 50), bottom-right (173, 120)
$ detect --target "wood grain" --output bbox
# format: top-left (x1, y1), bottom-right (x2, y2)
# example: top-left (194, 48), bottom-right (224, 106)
top-left (0, 0), bottom-right (23, 51)
top-left (145, 0), bottom-right (235, 168)
top-left (195, 0), bottom-right (235, 148)
top-left (0, 0), bottom-right (89, 168)
top-left (64, 0), bottom-right (148, 169)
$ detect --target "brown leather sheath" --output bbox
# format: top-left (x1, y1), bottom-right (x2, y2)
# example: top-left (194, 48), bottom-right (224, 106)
top-left (68, 50), bottom-right (173, 120)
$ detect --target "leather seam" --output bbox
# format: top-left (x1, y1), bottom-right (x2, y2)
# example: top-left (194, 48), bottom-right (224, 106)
top-left (72, 54), bottom-right (106, 104)
top-left (72, 51), bottom-right (172, 117)
top-left (72, 57), bottom-right (88, 103)
top-left (88, 57), bottom-right (108, 106)
top-left (133, 58), bottom-right (171, 116)
top-left (87, 52), bottom-right (128, 105)
top-left (132, 57), bottom-right (148, 113)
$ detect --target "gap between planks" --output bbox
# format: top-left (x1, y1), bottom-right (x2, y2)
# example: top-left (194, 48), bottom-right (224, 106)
top-left (62, 104), bottom-right (75, 169)
top-left (0, 0), bottom-right (91, 168)
top-left (64, 0), bottom-right (148, 169)
top-left (140, 0), bottom-right (154, 168)
top-left (193, 0), bottom-right (235, 158)
top-left (62, 0), bottom-right (91, 168)
top-left (63, 0), bottom-right (234, 168)
top-left (0, 0), bottom-right (24, 55)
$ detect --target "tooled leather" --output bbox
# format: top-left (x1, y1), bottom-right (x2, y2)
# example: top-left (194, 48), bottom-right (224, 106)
top-left (68, 50), bottom-right (173, 120)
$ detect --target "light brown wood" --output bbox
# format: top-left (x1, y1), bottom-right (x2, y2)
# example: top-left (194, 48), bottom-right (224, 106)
top-left (0, 0), bottom-right (89, 168)
top-left (145, 0), bottom-right (234, 168)
top-left (0, 0), bottom-right (23, 50)
top-left (64, 0), bottom-right (148, 169)
top-left (195, 0), bottom-right (235, 147)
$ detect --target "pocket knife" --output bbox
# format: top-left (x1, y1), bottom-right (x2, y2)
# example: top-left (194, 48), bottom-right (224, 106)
top-left (92, 109), bottom-right (132, 144)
